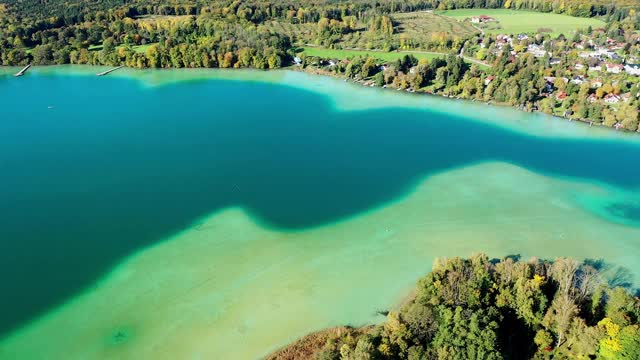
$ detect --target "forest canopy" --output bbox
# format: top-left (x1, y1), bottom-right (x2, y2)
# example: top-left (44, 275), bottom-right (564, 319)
top-left (268, 254), bottom-right (640, 360)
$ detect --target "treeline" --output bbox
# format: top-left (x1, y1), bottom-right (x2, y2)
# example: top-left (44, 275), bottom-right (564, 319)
top-left (1, 0), bottom-right (638, 68)
top-left (0, 14), bottom-right (291, 68)
top-left (270, 254), bottom-right (640, 359)
top-left (4, 0), bottom-right (639, 24)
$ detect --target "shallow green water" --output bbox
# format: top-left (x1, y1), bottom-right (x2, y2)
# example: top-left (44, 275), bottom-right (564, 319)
top-left (0, 67), bottom-right (639, 359)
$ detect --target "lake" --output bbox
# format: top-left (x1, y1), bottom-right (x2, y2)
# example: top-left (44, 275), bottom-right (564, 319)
top-left (0, 66), bottom-right (639, 359)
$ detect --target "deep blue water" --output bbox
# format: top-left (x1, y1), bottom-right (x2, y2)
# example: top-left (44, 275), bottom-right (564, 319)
top-left (0, 69), bottom-right (639, 336)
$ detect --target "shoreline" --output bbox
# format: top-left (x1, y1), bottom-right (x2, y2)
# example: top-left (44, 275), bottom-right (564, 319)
top-left (294, 65), bottom-right (636, 135)
top-left (2, 64), bottom-right (638, 139)
top-left (5, 64), bottom-right (640, 134)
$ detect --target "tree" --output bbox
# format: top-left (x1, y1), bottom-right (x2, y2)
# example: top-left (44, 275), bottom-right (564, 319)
top-left (543, 294), bottom-right (579, 347)
top-left (534, 330), bottom-right (553, 351)
top-left (599, 317), bottom-right (623, 358)
top-left (32, 44), bottom-right (54, 64)
top-left (373, 71), bottom-right (384, 87)
top-left (550, 258), bottom-right (579, 298)
top-left (605, 287), bottom-right (638, 326)
top-left (361, 57), bottom-right (377, 78)
top-left (619, 325), bottom-right (640, 359)
top-left (145, 45), bottom-right (160, 68)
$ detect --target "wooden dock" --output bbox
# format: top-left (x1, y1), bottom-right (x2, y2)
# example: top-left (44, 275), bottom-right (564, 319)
top-left (96, 65), bottom-right (125, 76)
top-left (14, 64), bottom-right (32, 77)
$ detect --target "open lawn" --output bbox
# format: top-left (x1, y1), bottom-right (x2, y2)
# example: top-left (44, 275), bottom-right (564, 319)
top-left (300, 47), bottom-right (491, 68)
top-left (128, 43), bottom-right (156, 54)
top-left (437, 9), bottom-right (606, 36)
top-left (299, 47), bottom-right (446, 62)
top-left (88, 43), bottom-right (157, 53)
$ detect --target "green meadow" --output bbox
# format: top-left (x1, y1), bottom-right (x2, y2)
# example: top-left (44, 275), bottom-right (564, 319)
top-left (299, 47), bottom-right (490, 68)
top-left (127, 43), bottom-right (156, 54)
top-left (88, 43), bottom-right (156, 53)
top-left (299, 47), bottom-right (447, 62)
top-left (437, 9), bottom-right (606, 36)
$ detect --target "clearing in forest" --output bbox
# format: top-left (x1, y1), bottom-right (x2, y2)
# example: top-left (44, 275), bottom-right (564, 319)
top-left (437, 9), bottom-right (606, 36)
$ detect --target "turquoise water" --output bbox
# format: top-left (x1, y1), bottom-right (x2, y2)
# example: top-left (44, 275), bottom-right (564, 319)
top-left (0, 67), bottom-right (639, 358)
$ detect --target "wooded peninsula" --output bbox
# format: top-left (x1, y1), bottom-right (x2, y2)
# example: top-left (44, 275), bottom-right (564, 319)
top-left (268, 255), bottom-right (640, 360)
top-left (0, 0), bottom-right (639, 130)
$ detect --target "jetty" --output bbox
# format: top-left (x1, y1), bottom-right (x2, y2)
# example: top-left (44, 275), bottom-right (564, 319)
top-left (96, 65), bottom-right (125, 76)
top-left (14, 64), bottom-right (32, 77)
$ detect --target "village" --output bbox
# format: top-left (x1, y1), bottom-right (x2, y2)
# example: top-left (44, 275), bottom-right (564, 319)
top-left (476, 21), bottom-right (640, 108)
top-left (297, 14), bottom-right (640, 131)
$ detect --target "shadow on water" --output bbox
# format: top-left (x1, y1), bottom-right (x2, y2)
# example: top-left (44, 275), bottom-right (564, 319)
top-left (1, 74), bottom-right (640, 336)
top-left (584, 258), bottom-right (636, 290)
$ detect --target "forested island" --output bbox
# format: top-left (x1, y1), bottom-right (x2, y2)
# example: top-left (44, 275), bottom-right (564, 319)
top-left (0, 0), bottom-right (639, 130)
top-left (268, 255), bottom-right (640, 360)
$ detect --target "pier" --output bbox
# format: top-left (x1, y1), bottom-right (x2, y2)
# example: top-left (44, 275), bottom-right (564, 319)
top-left (96, 65), bottom-right (125, 76)
top-left (14, 64), bottom-right (32, 77)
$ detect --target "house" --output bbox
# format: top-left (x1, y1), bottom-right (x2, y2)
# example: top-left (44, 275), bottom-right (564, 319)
top-left (574, 63), bottom-right (584, 70)
top-left (605, 63), bottom-right (624, 73)
top-left (591, 79), bottom-right (603, 88)
top-left (527, 44), bottom-right (548, 58)
top-left (549, 58), bottom-right (561, 65)
top-left (571, 76), bottom-right (584, 85)
top-left (604, 94), bottom-right (621, 104)
top-left (470, 15), bottom-right (495, 23)
top-left (624, 64), bottom-right (640, 76)
top-left (517, 34), bottom-right (529, 41)
top-left (581, 48), bottom-right (616, 59)
top-left (588, 64), bottom-right (602, 72)
top-left (496, 35), bottom-right (512, 45)
top-left (556, 91), bottom-right (567, 101)
top-left (588, 93), bottom-right (598, 103)
top-left (544, 76), bottom-right (568, 84)
top-left (293, 57), bottom-right (302, 65)
top-left (484, 76), bottom-right (495, 86)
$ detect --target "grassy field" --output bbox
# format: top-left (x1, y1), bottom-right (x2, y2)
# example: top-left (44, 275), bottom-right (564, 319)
top-left (299, 47), bottom-right (447, 62)
top-left (88, 43), bottom-right (156, 53)
top-left (128, 43), bottom-right (156, 53)
top-left (437, 9), bottom-right (606, 36)
top-left (270, 11), bottom-right (476, 51)
top-left (336, 11), bottom-right (477, 49)
top-left (393, 11), bottom-right (478, 40)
